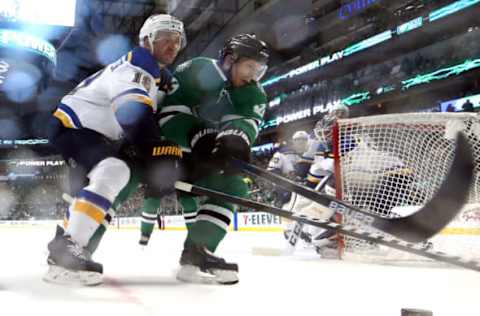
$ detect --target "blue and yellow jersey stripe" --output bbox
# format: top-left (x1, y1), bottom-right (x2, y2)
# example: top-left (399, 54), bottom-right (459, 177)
top-left (53, 103), bottom-right (82, 129)
top-left (112, 88), bottom-right (155, 110)
top-left (307, 173), bottom-right (322, 184)
top-left (72, 200), bottom-right (106, 224)
top-left (70, 190), bottom-right (112, 225)
top-left (126, 47), bottom-right (161, 80)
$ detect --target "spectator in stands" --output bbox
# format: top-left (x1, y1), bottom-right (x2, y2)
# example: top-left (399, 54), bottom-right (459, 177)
top-left (462, 99), bottom-right (475, 112)
top-left (446, 103), bottom-right (456, 112)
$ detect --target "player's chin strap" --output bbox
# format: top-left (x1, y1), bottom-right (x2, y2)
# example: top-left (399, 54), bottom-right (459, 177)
top-left (227, 132), bottom-right (474, 243)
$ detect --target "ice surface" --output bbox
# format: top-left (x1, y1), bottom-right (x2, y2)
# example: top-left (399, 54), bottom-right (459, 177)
top-left (0, 227), bottom-right (479, 316)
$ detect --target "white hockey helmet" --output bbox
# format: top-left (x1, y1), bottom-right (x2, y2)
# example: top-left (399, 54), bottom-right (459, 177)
top-left (292, 130), bottom-right (309, 141)
top-left (139, 14), bottom-right (187, 50)
top-left (292, 130), bottom-right (309, 153)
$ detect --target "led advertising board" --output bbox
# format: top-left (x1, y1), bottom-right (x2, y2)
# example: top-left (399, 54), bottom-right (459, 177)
top-left (0, 0), bottom-right (76, 27)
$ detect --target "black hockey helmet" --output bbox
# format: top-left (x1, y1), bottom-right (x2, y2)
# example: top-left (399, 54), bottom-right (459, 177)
top-left (219, 33), bottom-right (269, 64)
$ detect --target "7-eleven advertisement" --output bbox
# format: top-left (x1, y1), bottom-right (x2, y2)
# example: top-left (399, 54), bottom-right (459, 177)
top-left (235, 212), bottom-right (283, 232)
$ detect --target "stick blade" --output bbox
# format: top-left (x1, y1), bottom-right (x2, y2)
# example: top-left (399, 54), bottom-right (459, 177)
top-left (375, 132), bottom-right (474, 242)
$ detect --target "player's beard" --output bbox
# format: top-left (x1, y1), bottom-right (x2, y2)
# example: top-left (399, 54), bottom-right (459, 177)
top-left (158, 50), bottom-right (177, 66)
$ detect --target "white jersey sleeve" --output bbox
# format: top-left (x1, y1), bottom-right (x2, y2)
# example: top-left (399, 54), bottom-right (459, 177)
top-left (267, 152), bottom-right (295, 175)
top-left (56, 47), bottom-right (161, 141)
top-left (301, 138), bottom-right (319, 162)
top-left (307, 157), bottom-right (334, 184)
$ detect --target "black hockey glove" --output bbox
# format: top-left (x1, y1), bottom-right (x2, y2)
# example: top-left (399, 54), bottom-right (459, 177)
top-left (187, 127), bottom-right (218, 182)
top-left (190, 127), bottom-right (218, 160)
top-left (157, 68), bottom-right (176, 94)
top-left (211, 129), bottom-right (251, 173)
top-left (139, 139), bottom-right (184, 198)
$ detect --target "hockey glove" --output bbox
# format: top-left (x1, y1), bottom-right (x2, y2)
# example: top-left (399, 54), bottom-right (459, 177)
top-left (190, 127), bottom-right (218, 159)
top-left (211, 129), bottom-right (251, 173)
top-left (157, 68), bottom-right (177, 95)
top-left (186, 127), bottom-right (219, 181)
top-left (139, 139), bottom-right (183, 198)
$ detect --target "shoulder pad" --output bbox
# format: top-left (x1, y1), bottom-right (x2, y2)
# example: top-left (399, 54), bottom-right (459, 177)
top-left (127, 47), bottom-right (161, 79)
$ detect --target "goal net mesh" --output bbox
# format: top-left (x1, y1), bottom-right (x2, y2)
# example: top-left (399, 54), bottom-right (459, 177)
top-left (334, 113), bottom-right (480, 265)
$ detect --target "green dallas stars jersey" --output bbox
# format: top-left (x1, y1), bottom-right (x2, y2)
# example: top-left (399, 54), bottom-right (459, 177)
top-left (159, 57), bottom-right (267, 149)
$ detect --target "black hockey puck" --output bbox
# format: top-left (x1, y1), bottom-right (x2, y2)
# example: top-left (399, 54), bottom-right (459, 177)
top-left (401, 308), bottom-right (433, 316)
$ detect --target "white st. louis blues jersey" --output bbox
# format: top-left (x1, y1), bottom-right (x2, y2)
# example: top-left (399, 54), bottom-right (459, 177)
top-left (309, 157), bottom-right (334, 181)
top-left (267, 149), bottom-right (301, 175)
top-left (53, 47), bottom-right (165, 141)
top-left (302, 138), bottom-right (320, 163)
top-left (304, 139), bottom-right (333, 184)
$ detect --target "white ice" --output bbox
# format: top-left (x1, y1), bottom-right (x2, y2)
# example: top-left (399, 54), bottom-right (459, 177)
top-left (1, 226), bottom-right (479, 316)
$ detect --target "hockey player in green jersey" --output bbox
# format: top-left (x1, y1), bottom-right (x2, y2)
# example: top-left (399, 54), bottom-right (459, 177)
top-left (151, 33), bottom-right (269, 284)
top-left (114, 33), bottom-right (268, 284)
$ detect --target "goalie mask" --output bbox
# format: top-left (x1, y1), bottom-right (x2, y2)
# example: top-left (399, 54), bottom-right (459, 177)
top-left (330, 103), bottom-right (349, 119)
top-left (314, 115), bottom-right (335, 152)
top-left (314, 104), bottom-right (349, 152)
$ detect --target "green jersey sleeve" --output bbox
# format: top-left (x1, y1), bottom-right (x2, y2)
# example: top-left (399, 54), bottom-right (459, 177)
top-left (221, 82), bottom-right (268, 146)
top-left (164, 57), bottom-right (226, 108)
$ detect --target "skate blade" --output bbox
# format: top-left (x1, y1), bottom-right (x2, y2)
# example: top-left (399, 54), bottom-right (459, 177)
top-left (315, 247), bottom-right (340, 259)
top-left (209, 268), bottom-right (239, 285)
top-left (43, 265), bottom-right (103, 286)
top-left (176, 265), bottom-right (238, 285)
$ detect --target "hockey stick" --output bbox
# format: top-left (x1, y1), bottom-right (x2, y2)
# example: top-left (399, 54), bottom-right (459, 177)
top-left (174, 181), bottom-right (480, 272)
top-left (230, 133), bottom-right (474, 243)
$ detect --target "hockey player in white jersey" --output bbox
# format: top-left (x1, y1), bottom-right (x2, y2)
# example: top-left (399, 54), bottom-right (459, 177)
top-left (267, 131), bottom-right (309, 206)
top-left (268, 131), bottom-right (309, 176)
top-left (43, 14), bottom-right (186, 285)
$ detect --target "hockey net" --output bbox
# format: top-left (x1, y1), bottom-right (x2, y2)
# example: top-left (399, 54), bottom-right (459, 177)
top-left (333, 112), bottom-right (480, 265)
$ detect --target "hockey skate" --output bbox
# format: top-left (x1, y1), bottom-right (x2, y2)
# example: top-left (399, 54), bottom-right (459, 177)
top-left (43, 226), bottom-right (103, 286)
top-left (176, 244), bottom-right (239, 285)
top-left (139, 233), bottom-right (151, 246)
top-left (313, 230), bottom-right (340, 259)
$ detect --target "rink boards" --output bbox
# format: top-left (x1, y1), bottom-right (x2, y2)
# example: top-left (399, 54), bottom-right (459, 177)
top-left (1, 206), bottom-right (479, 236)
top-left (0, 205), bottom-right (480, 237)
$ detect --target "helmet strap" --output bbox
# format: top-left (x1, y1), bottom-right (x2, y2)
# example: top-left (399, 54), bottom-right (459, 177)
top-left (220, 55), bottom-right (234, 81)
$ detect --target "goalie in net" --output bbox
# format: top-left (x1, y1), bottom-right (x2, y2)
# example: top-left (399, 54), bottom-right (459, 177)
top-left (284, 104), bottom-right (441, 257)
top-left (282, 104), bottom-right (351, 256)
top-left (335, 112), bottom-right (480, 262)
